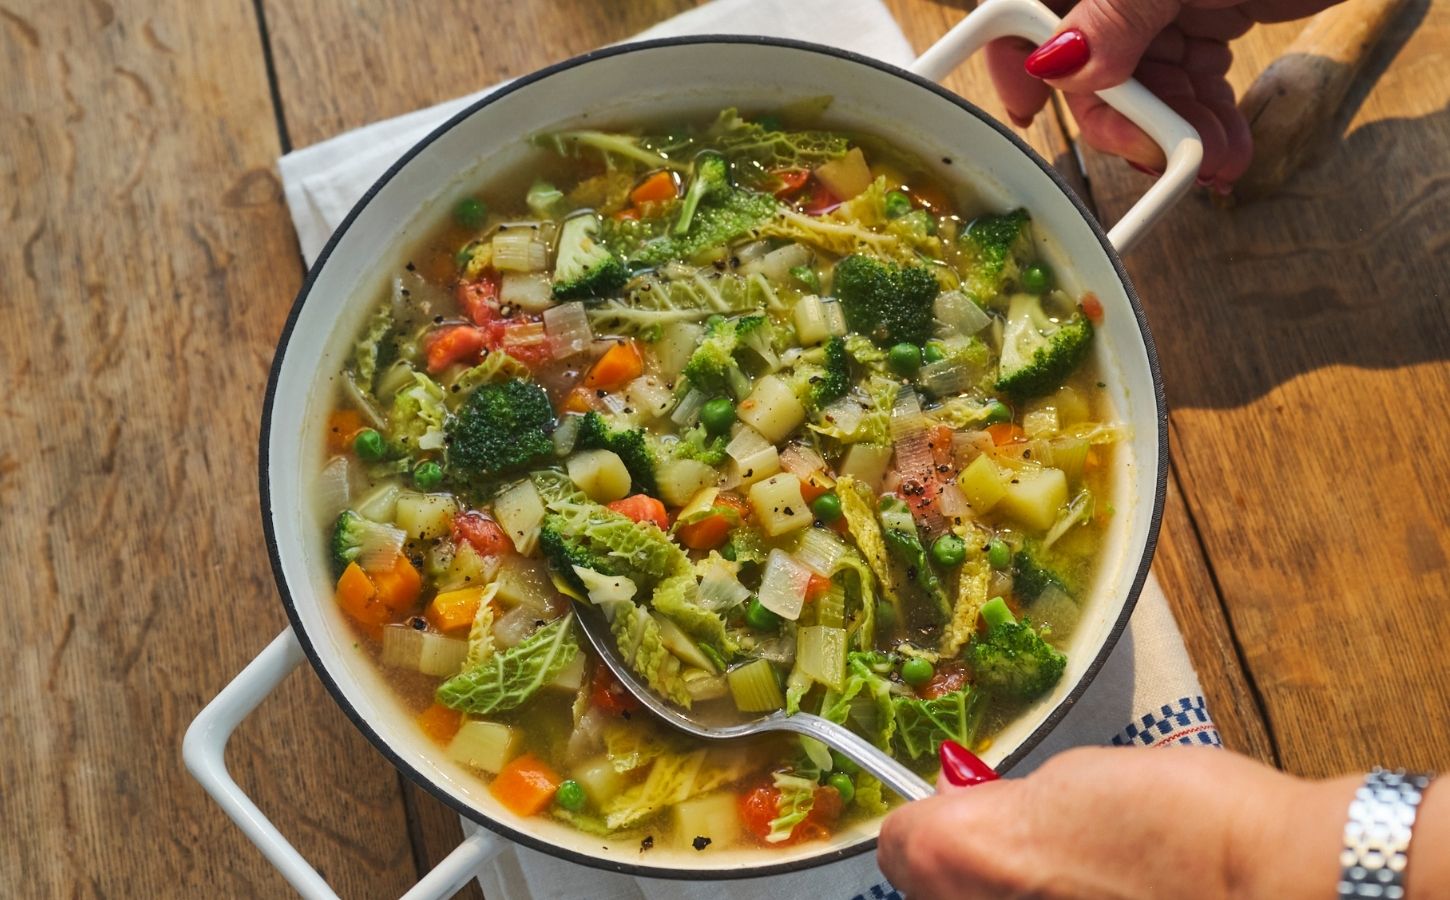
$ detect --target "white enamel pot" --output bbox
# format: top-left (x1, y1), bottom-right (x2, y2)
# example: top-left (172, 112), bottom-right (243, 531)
top-left (184, 1), bottom-right (1201, 895)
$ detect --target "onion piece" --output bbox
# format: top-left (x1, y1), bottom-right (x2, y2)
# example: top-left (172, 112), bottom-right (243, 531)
top-left (544, 302), bottom-right (593, 358)
top-left (818, 397), bottom-right (865, 437)
top-left (625, 375), bottom-right (675, 420)
top-left (380, 625), bottom-right (468, 677)
top-left (553, 413), bottom-right (583, 456)
top-left (501, 271), bottom-right (555, 312)
top-left (670, 388), bottom-right (707, 427)
top-left (919, 361), bottom-right (976, 397)
top-left (890, 387), bottom-right (927, 441)
top-left (317, 456), bottom-right (351, 516)
top-left (820, 298), bottom-right (848, 337)
top-left (795, 527), bottom-right (848, 577)
top-left (757, 549), bottom-right (811, 621)
top-left (779, 443), bottom-right (828, 483)
top-left (726, 425), bottom-right (780, 485)
top-left (356, 521), bottom-right (407, 573)
top-left (934, 290), bottom-right (992, 336)
top-left (937, 482), bottom-right (972, 519)
top-left (697, 557), bottom-right (751, 610)
top-left (740, 243), bottom-right (812, 283)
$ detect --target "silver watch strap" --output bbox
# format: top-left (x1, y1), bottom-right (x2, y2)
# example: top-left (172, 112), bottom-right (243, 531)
top-left (1338, 767), bottom-right (1435, 900)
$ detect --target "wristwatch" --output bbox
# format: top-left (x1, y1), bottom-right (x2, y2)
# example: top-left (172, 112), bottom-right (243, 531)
top-left (1338, 768), bottom-right (1436, 899)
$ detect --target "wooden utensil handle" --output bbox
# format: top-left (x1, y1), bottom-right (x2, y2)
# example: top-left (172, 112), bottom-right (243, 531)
top-left (1235, 0), bottom-right (1408, 198)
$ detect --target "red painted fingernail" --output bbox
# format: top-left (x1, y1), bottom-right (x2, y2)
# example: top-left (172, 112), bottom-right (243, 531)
top-left (1009, 112), bottom-right (1034, 128)
top-left (939, 740), bottom-right (999, 786)
top-left (1128, 161), bottom-right (1163, 177)
top-left (1196, 175), bottom-right (1213, 187)
top-left (1024, 28), bottom-right (1090, 80)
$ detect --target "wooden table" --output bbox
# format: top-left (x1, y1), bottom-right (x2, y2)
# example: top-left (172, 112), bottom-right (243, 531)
top-left (3, 0), bottom-right (1446, 895)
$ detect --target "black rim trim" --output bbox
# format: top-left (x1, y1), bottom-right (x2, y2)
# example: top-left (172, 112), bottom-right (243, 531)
top-left (258, 33), bottom-right (1167, 882)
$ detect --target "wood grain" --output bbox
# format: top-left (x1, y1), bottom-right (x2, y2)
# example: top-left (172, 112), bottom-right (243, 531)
top-left (0, 0), bottom-right (418, 895)
top-left (1079, 1), bottom-right (1450, 777)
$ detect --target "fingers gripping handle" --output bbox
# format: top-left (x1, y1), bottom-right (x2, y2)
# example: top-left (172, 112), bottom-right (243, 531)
top-left (183, 629), bottom-right (503, 899)
top-left (909, 0), bottom-right (1202, 253)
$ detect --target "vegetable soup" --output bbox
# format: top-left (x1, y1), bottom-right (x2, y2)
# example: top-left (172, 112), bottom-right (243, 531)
top-left (320, 107), bottom-right (1119, 851)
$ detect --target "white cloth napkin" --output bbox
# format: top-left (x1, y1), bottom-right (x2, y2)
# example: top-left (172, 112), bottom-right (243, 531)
top-left (277, 2), bottom-right (1220, 896)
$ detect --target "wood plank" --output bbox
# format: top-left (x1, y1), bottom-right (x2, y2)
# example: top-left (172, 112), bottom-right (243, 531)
top-left (0, 1), bottom-right (418, 895)
top-left (1078, 4), bottom-right (1450, 777)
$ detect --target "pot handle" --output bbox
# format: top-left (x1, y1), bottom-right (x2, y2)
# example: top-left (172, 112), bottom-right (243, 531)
top-left (183, 628), bottom-right (503, 899)
top-left (909, 0), bottom-right (1202, 253)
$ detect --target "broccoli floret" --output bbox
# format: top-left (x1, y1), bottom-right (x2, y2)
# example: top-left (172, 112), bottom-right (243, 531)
top-left (831, 254), bottom-right (939, 347)
top-left (674, 152), bottom-right (731, 236)
top-left (331, 510), bottom-right (393, 575)
top-left (680, 314), bottom-right (763, 398)
top-left (957, 209), bottom-right (1032, 300)
top-left (810, 336), bottom-right (849, 408)
top-left (539, 517), bottom-right (613, 594)
top-left (1013, 541), bottom-right (1072, 601)
top-left (967, 596), bottom-right (1066, 700)
top-left (576, 411), bottom-right (657, 495)
top-left (445, 379), bottom-right (555, 479)
top-left (673, 423), bottom-right (729, 466)
top-left (552, 213), bottom-right (628, 300)
top-left (995, 292), bottom-right (1094, 400)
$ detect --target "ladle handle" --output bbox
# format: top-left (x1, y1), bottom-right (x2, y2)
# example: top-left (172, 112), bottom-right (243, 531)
top-left (776, 712), bottom-right (937, 801)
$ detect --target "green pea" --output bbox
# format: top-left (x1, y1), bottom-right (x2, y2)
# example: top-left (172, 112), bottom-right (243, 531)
top-left (452, 196), bottom-right (488, 230)
top-left (830, 750), bottom-right (860, 776)
top-left (721, 541), bottom-right (738, 562)
top-left (555, 779), bottom-right (586, 812)
top-left (810, 492), bottom-right (842, 524)
top-left (700, 397), bottom-right (736, 435)
top-left (888, 343), bottom-right (922, 376)
top-left (931, 533), bottom-right (967, 568)
top-left (987, 538), bottom-right (1012, 570)
top-left (983, 400), bottom-right (1013, 425)
top-left (827, 771), bottom-right (856, 805)
top-left (1021, 263), bottom-right (1053, 294)
top-left (901, 656), bottom-right (935, 687)
top-left (746, 597), bottom-right (781, 631)
top-left (353, 428), bottom-right (385, 461)
top-left (413, 460), bottom-right (443, 490)
top-left (884, 190), bottom-right (913, 219)
top-left (922, 342), bottom-right (946, 364)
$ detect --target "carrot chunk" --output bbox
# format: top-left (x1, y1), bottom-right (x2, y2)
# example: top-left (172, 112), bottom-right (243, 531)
top-left (607, 494), bottom-right (669, 531)
top-left (629, 170), bottom-right (679, 205)
top-left (490, 753), bottom-right (561, 817)
top-left (426, 587), bottom-right (485, 634)
top-left (326, 409), bottom-right (366, 455)
top-left (583, 340), bottom-right (644, 392)
top-left (417, 703), bottom-right (463, 745)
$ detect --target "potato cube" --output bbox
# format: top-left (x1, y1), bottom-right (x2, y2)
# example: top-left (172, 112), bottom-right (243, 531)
top-left (998, 466), bottom-right (1068, 531)
top-left (566, 449), bottom-right (631, 503)
top-left (737, 375), bottom-right (806, 444)
top-left (748, 473), bottom-right (813, 536)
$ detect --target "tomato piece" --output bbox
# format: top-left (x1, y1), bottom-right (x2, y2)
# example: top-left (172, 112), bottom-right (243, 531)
top-left (739, 784), bottom-right (780, 841)
top-left (801, 180), bottom-right (841, 216)
top-left (456, 273), bottom-right (500, 326)
top-left (805, 574), bottom-right (832, 602)
top-left (451, 511), bottom-right (515, 557)
top-left (590, 665), bottom-right (640, 715)
top-left (920, 663), bottom-right (970, 700)
top-left (986, 423), bottom-right (1026, 446)
top-left (607, 494), bottom-right (670, 531)
top-left (425, 325), bottom-right (488, 374)
top-left (1080, 292), bottom-right (1104, 324)
top-left (771, 168), bottom-right (811, 198)
top-left (740, 784), bottom-right (844, 845)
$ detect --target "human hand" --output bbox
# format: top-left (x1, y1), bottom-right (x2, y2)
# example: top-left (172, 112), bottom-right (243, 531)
top-left (986, 0), bottom-right (1345, 191)
top-left (878, 743), bottom-right (1355, 899)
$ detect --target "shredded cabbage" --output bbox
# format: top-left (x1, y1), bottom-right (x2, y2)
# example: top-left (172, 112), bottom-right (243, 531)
top-left (604, 748), bottom-right (753, 830)
top-left (892, 688), bottom-right (983, 760)
top-left (602, 598), bottom-right (691, 707)
top-left (765, 771), bottom-right (818, 843)
top-left (445, 353), bottom-right (532, 410)
top-left (941, 525), bottom-right (992, 656)
top-left (352, 304), bottom-right (395, 392)
top-left (436, 613), bottom-right (578, 715)
top-left (386, 371), bottom-right (448, 453)
top-left (820, 651), bottom-right (900, 750)
top-left (463, 582), bottom-right (500, 670)
top-left (836, 477), bottom-right (901, 624)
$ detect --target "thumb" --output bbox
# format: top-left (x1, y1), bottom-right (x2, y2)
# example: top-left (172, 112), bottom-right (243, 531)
top-left (1026, 0), bottom-right (1181, 90)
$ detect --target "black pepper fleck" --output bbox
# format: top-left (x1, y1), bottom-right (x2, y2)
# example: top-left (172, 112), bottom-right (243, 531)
top-left (640, 836), bottom-right (654, 851)
top-left (692, 836), bottom-right (712, 851)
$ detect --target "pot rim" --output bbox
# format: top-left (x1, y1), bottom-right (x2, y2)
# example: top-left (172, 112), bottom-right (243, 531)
top-left (258, 33), bottom-right (1168, 881)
